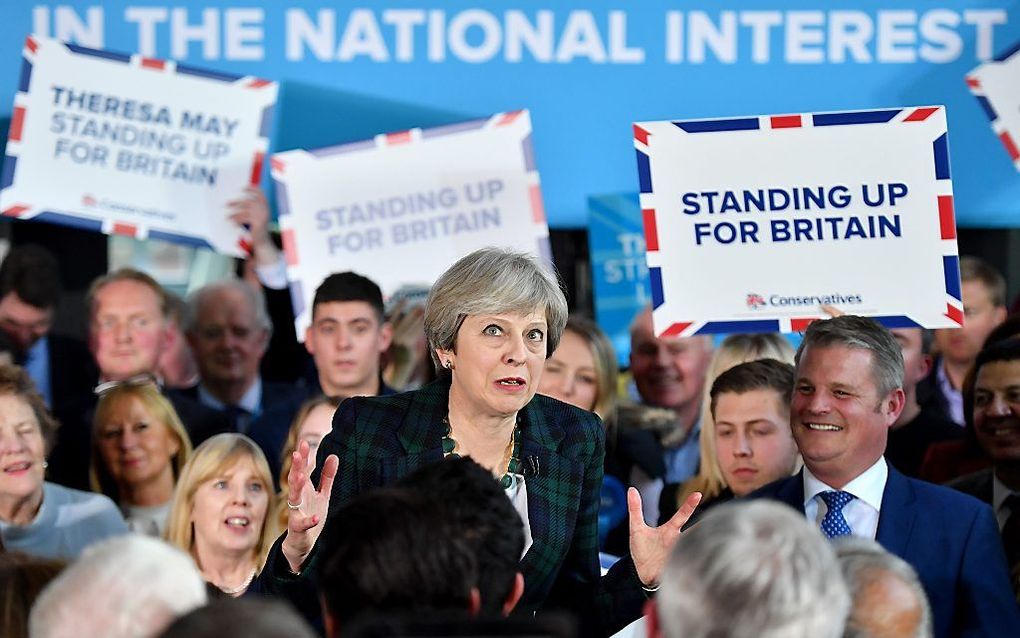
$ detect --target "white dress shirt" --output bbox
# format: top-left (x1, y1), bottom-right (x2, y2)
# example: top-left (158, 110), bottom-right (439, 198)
top-left (803, 457), bottom-right (888, 539)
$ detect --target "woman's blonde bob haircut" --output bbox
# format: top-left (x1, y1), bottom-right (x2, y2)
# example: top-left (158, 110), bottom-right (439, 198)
top-left (424, 247), bottom-right (569, 372)
top-left (164, 433), bottom-right (278, 569)
top-left (90, 383), bottom-right (194, 501)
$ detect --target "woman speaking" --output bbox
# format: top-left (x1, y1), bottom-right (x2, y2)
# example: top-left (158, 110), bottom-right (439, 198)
top-left (262, 248), bottom-right (699, 635)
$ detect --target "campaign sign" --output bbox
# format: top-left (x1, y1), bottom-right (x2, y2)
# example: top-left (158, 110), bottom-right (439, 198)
top-left (633, 107), bottom-right (962, 337)
top-left (967, 41), bottom-right (1020, 171)
top-left (587, 193), bottom-right (649, 367)
top-left (271, 110), bottom-right (550, 337)
top-left (0, 36), bottom-right (276, 256)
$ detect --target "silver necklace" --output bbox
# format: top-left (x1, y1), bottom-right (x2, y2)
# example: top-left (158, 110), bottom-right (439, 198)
top-left (216, 567), bottom-right (256, 596)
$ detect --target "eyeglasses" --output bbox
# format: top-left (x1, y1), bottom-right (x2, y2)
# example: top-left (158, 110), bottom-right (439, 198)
top-left (93, 373), bottom-right (160, 397)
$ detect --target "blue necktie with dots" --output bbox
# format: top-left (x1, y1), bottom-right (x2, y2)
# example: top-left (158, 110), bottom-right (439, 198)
top-left (819, 490), bottom-right (856, 539)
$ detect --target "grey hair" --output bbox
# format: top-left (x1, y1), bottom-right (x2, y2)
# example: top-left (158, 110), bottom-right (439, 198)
top-left (183, 278), bottom-right (272, 336)
top-left (656, 501), bottom-right (850, 638)
top-left (834, 537), bottom-right (933, 638)
top-left (796, 315), bottom-right (904, 397)
top-left (29, 535), bottom-right (207, 638)
top-left (424, 247), bottom-right (568, 371)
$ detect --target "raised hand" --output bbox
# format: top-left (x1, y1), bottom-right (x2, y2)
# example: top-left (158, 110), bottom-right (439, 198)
top-left (627, 487), bottom-right (702, 587)
top-left (281, 439), bottom-right (338, 573)
top-left (227, 186), bottom-right (278, 264)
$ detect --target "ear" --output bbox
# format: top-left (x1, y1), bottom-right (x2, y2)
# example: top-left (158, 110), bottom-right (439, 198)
top-left (435, 346), bottom-right (453, 368)
top-left (467, 587), bottom-right (482, 617)
top-left (919, 354), bottom-right (933, 379)
top-left (159, 321), bottom-right (176, 356)
top-left (884, 387), bottom-right (906, 425)
top-left (644, 599), bottom-right (662, 638)
top-left (501, 571), bottom-right (525, 616)
top-left (377, 321), bottom-right (393, 353)
top-left (994, 305), bottom-right (1008, 324)
top-left (167, 432), bottom-right (181, 457)
top-left (304, 325), bottom-right (315, 356)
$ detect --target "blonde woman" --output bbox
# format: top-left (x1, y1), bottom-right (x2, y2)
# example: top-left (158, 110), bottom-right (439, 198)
top-left (91, 382), bottom-right (193, 536)
top-left (666, 334), bottom-right (795, 521)
top-left (538, 316), bottom-right (619, 427)
top-left (166, 434), bottom-right (277, 597)
top-left (272, 395), bottom-right (341, 530)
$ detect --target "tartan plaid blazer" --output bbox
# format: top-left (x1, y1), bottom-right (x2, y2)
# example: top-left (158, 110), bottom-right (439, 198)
top-left (261, 379), bottom-right (647, 636)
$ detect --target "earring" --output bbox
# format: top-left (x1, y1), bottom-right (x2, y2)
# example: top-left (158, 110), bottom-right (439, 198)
top-left (444, 360), bottom-right (454, 370)
top-left (42, 461), bottom-right (48, 469)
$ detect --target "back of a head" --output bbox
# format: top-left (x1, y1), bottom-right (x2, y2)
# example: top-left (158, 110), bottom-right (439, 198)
top-left (0, 244), bottom-right (61, 310)
top-left (396, 457), bottom-right (524, 614)
top-left (835, 537), bottom-right (932, 638)
top-left (29, 535), bottom-right (207, 638)
top-left (317, 487), bottom-right (478, 627)
top-left (656, 501), bottom-right (850, 638)
top-left (158, 598), bottom-right (316, 638)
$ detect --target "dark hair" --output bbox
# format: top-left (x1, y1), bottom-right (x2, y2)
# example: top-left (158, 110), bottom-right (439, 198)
top-left (0, 552), bottom-right (66, 638)
top-left (313, 272), bottom-right (385, 323)
top-left (316, 488), bottom-right (477, 626)
top-left (963, 337), bottom-right (1020, 430)
top-left (0, 245), bottom-right (61, 310)
top-left (396, 457), bottom-right (524, 615)
top-left (710, 359), bottom-right (795, 417)
top-left (983, 314), bottom-right (1020, 350)
top-left (159, 598), bottom-right (317, 638)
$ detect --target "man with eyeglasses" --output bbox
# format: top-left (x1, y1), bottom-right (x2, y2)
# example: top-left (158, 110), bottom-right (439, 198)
top-left (47, 269), bottom-right (230, 491)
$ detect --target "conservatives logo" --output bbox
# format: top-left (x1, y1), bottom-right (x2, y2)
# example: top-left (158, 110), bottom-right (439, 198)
top-left (746, 292), bottom-right (863, 310)
top-left (746, 293), bottom-right (767, 309)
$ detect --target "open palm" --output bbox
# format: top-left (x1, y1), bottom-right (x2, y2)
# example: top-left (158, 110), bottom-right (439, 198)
top-left (628, 487), bottom-right (702, 587)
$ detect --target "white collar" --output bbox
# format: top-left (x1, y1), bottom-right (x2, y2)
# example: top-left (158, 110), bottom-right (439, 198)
top-left (802, 457), bottom-right (888, 513)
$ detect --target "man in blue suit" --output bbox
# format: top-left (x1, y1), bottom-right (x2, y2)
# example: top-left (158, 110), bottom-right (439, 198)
top-left (752, 315), bottom-right (1018, 638)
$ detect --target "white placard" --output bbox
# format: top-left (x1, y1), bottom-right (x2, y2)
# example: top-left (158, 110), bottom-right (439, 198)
top-left (633, 107), bottom-right (962, 337)
top-left (0, 36), bottom-right (276, 256)
top-left (967, 42), bottom-right (1020, 171)
top-left (271, 110), bottom-right (550, 337)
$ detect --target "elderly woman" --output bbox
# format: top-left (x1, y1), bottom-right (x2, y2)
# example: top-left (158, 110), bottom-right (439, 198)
top-left (166, 433), bottom-right (277, 597)
top-left (0, 364), bottom-right (126, 558)
top-left (262, 248), bottom-right (699, 636)
top-left (91, 382), bottom-right (193, 536)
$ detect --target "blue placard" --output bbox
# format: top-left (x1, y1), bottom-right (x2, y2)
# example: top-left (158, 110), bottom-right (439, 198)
top-left (2, 1), bottom-right (1019, 228)
top-left (587, 193), bottom-right (649, 367)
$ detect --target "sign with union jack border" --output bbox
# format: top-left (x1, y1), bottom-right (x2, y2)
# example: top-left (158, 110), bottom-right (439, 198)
top-left (967, 40), bottom-right (1020, 172)
top-left (633, 107), bottom-right (962, 337)
top-left (0, 36), bottom-right (276, 257)
top-left (271, 109), bottom-right (550, 339)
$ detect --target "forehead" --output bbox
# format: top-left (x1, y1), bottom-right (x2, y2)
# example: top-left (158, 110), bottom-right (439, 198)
top-left (961, 279), bottom-right (994, 304)
top-left (197, 288), bottom-right (254, 323)
top-left (208, 454), bottom-right (261, 479)
top-left (313, 300), bottom-right (379, 323)
top-left (889, 328), bottom-right (921, 350)
top-left (798, 344), bottom-right (877, 385)
top-left (0, 394), bottom-right (38, 426)
top-left (714, 388), bottom-right (787, 417)
top-left (466, 310), bottom-right (547, 325)
top-left (94, 280), bottom-right (162, 315)
top-left (975, 359), bottom-right (1020, 388)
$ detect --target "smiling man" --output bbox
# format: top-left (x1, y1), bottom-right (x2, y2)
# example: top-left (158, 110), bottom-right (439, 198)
top-left (948, 337), bottom-right (1020, 596)
top-left (752, 315), bottom-right (1019, 638)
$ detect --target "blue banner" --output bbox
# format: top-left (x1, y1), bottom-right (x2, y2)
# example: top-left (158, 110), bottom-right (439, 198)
top-left (2, 1), bottom-right (1019, 228)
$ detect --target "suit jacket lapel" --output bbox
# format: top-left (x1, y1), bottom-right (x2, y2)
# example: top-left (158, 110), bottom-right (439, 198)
top-left (778, 470), bottom-right (807, 511)
top-left (875, 466), bottom-right (916, 556)
top-left (517, 399), bottom-right (580, 593)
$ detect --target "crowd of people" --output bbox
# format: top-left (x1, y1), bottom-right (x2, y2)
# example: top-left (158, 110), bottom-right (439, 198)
top-left (0, 201), bottom-right (1019, 638)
